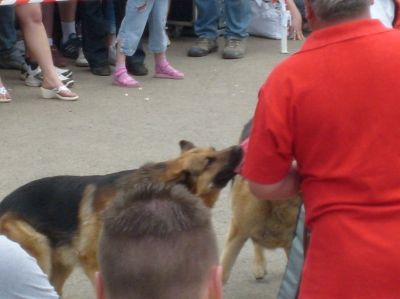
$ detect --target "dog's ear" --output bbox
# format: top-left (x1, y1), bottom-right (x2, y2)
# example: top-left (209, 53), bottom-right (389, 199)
top-left (179, 140), bottom-right (195, 152)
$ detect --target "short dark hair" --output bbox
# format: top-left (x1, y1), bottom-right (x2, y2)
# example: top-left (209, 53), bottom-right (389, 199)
top-left (310, 0), bottom-right (370, 22)
top-left (98, 182), bottom-right (218, 299)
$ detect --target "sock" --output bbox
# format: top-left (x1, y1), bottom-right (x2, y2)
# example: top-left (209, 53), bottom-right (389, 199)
top-left (61, 22), bottom-right (77, 44)
top-left (155, 56), bottom-right (168, 67)
top-left (48, 38), bottom-right (53, 46)
top-left (115, 63), bottom-right (126, 72)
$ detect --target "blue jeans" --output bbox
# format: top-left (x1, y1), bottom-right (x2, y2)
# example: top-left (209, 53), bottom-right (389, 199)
top-left (194, 0), bottom-right (250, 39)
top-left (0, 6), bottom-right (17, 54)
top-left (114, 0), bottom-right (146, 65)
top-left (118, 0), bottom-right (168, 56)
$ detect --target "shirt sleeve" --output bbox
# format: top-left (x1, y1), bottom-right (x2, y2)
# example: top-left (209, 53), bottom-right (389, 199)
top-left (0, 236), bottom-right (60, 299)
top-left (242, 69), bottom-right (294, 184)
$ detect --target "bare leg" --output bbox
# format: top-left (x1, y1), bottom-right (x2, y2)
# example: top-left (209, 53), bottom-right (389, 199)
top-left (0, 76), bottom-right (12, 102)
top-left (41, 2), bottom-right (54, 41)
top-left (16, 4), bottom-right (77, 98)
top-left (58, 0), bottom-right (77, 22)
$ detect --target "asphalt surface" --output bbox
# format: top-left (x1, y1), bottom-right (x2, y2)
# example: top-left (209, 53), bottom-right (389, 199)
top-left (0, 36), bottom-right (303, 299)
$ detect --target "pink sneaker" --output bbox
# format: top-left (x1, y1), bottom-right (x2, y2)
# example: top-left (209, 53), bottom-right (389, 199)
top-left (155, 62), bottom-right (184, 80)
top-left (113, 68), bottom-right (140, 88)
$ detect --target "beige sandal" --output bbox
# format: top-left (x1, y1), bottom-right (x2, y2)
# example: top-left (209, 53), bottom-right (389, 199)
top-left (0, 86), bottom-right (12, 103)
top-left (40, 85), bottom-right (79, 101)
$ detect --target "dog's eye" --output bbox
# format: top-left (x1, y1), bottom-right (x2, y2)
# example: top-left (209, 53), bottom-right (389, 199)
top-left (206, 157), bottom-right (216, 167)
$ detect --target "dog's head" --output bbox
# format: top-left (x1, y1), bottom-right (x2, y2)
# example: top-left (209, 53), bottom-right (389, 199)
top-left (165, 140), bottom-right (242, 208)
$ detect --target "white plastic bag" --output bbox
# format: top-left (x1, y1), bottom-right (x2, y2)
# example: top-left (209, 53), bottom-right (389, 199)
top-left (248, 0), bottom-right (282, 39)
top-left (370, 0), bottom-right (395, 28)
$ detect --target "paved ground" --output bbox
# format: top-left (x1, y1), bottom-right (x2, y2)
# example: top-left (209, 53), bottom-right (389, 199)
top-left (0, 36), bottom-right (302, 299)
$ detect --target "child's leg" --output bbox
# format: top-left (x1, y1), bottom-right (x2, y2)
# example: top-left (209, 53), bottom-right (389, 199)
top-left (114, 0), bottom-right (154, 87)
top-left (114, 44), bottom-right (139, 87)
top-left (148, 1), bottom-right (184, 79)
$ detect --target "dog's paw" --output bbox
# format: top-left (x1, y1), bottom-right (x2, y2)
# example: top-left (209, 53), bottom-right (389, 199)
top-left (252, 264), bottom-right (267, 280)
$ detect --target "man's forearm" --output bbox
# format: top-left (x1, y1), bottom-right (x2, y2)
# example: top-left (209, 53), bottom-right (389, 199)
top-left (248, 164), bottom-right (300, 200)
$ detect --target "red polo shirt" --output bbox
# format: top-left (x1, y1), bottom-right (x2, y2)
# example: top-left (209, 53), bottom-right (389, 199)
top-left (243, 19), bottom-right (400, 299)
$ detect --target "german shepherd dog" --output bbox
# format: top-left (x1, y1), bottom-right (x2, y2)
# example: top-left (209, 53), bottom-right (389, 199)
top-left (0, 140), bottom-right (242, 295)
top-left (220, 121), bottom-right (301, 283)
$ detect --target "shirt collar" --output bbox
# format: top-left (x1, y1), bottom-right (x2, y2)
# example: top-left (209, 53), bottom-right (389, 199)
top-left (300, 19), bottom-right (391, 52)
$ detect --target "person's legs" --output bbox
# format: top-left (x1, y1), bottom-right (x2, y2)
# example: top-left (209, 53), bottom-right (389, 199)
top-left (224, 0), bottom-right (250, 39)
top-left (148, 0), bottom-right (183, 79)
top-left (42, 3), bottom-right (67, 67)
top-left (194, 0), bottom-right (219, 39)
top-left (79, 0), bottom-right (110, 76)
top-left (0, 76), bottom-right (12, 103)
top-left (0, 6), bottom-right (26, 70)
top-left (58, 0), bottom-right (80, 60)
top-left (114, 0), bottom-right (151, 87)
top-left (113, 0), bottom-right (147, 75)
top-left (16, 4), bottom-right (78, 100)
top-left (187, 0), bottom-right (219, 57)
top-left (222, 0), bottom-right (251, 59)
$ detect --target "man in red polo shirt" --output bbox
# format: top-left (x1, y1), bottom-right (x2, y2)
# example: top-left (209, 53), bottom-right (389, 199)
top-left (242, 0), bottom-right (400, 298)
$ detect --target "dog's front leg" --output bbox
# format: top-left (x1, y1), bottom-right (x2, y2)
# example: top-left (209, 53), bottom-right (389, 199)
top-left (220, 221), bottom-right (248, 284)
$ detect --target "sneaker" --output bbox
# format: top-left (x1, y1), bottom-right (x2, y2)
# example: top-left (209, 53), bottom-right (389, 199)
top-left (55, 66), bottom-right (73, 78)
top-left (21, 65), bottom-right (74, 88)
top-left (222, 38), bottom-right (246, 59)
top-left (0, 46), bottom-right (27, 71)
top-left (60, 33), bottom-right (81, 59)
top-left (50, 46), bottom-right (67, 67)
top-left (188, 37), bottom-right (218, 57)
top-left (21, 65), bottom-right (73, 80)
top-left (75, 48), bottom-right (89, 67)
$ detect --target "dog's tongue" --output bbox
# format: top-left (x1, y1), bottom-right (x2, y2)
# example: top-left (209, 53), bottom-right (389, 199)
top-left (235, 138), bottom-right (249, 174)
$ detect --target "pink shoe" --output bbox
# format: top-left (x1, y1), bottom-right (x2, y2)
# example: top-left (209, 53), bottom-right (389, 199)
top-left (113, 68), bottom-right (140, 87)
top-left (155, 62), bottom-right (184, 80)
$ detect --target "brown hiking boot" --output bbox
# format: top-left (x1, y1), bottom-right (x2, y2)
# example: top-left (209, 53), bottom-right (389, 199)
top-left (222, 38), bottom-right (246, 59)
top-left (188, 37), bottom-right (218, 57)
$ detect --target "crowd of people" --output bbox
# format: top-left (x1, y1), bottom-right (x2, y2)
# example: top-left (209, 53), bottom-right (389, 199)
top-left (2, 0), bottom-right (400, 299)
top-left (0, 0), bottom-right (305, 102)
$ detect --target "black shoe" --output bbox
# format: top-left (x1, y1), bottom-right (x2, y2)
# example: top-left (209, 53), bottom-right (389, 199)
top-left (126, 63), bottom-right (148, 76)
top-left (90, 65), bottom-right (111, 76)
top-left (60, 33), bottom-right (81, 59)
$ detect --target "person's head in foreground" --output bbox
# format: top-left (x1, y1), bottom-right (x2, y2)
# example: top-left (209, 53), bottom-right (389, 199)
top-left (96, 182), bottom-right (222, 299)
top-left (304, 0), bottom-right (373, 30)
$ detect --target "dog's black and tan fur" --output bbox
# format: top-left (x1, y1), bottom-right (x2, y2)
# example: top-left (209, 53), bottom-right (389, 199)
top-left (0, 140), bottom-right (242, 295)
top-left (221, 121), bottom-right (301, 283)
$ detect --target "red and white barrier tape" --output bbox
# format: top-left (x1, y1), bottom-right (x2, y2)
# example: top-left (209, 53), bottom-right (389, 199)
top-left (0, 0), bottom-right (68, 5)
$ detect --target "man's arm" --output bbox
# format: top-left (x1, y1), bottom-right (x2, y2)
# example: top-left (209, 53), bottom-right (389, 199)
top-left (248, 163), bottom-right (300, 200)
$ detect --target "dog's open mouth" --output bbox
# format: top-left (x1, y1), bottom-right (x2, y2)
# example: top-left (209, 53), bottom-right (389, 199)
top-left (212, 146), bottom-right (242, 188)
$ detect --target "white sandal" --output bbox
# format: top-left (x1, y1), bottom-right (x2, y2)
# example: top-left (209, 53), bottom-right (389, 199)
top-left (0, 86), bottom-right (12, 103)
top-left (40, 85), bottom-right (79, 101)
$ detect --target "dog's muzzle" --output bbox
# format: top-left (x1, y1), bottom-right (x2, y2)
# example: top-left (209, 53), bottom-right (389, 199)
top-left (212, 146), bottom-right (243, 188)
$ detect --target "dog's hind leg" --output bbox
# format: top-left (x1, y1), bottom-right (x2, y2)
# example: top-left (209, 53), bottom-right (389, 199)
top-left (252, 241), bottom-right (266, 280)
top-left (50, 247), bottom-right (76, 296)
top-left (220, 221), bottom-right (248, 284)
top-left (50, 262), bottom-right (73, 296)
top-left (78, 252), bottom-right (98, 287)
top-left (0, 213), bottom-right (52, 275)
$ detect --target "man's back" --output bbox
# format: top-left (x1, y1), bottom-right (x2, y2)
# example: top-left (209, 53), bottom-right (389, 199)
top-left (249, 19), bottom-right (400, 298)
